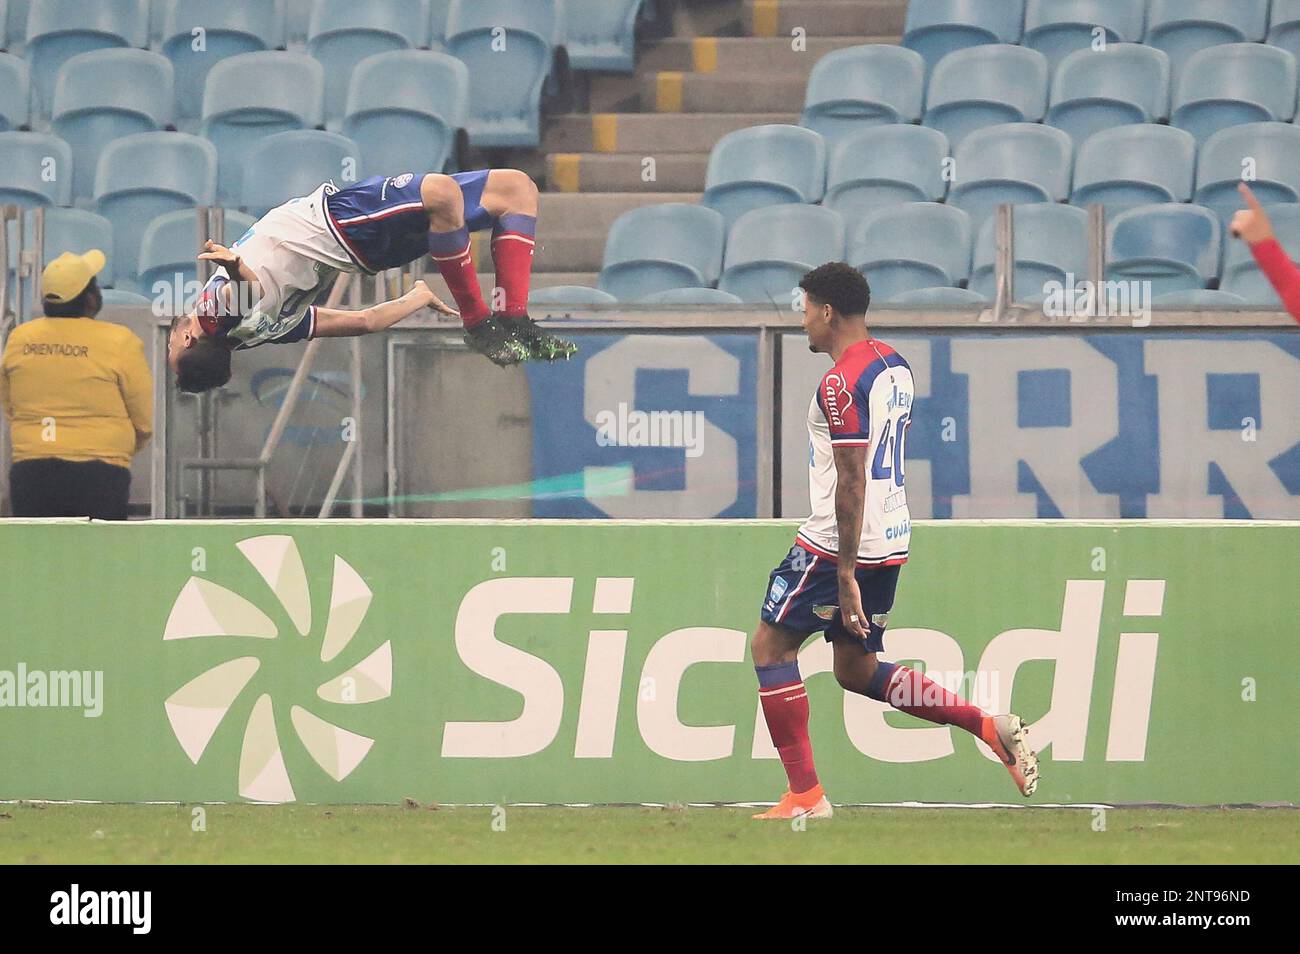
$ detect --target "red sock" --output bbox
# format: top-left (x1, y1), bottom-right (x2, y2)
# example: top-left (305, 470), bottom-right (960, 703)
top-left (428, 227), bottom-right (490, 328)
top-left (885, 665), bottom-right (986, 736)
top-left (491, 213), bottom-right (537, 317)
top-left (757, 663), bottom-right (819, 794)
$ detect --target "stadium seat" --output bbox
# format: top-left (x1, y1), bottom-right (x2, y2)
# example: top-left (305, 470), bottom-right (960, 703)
top-left (947, 123), bottom-right (1074, 230)
top-left (718, 205), bottom-right (846, 304)
top-left (1022, 0), bottom-right (1148, 72)
top-left (429, 0), bottom-right (451, 48)
top-left (563, 0), bottom-right (644, 72)
top-left (136, 207), bottom-right (255, 295)
top-left (1145, 0), bottom-right (1270, 80)
top-left (1221, 204), bottom-right (1300, 301)
top-left (702, 124), bottom-right (828, 229)
top-left (0, 0), bottom-right (8, 51)
top-left (285, 0), bottom-right (312, 48)
top-left (6, 207), bottom-right (115, 287)
top-left (1070, 124), bottom-right (1196, 215)
top-left (0, 131), bottom-right (72, 206)
top-left (638, 287), bottom-right (745, 305)
top-left (885, 285), bottom-right (988, 306)
top-left (1152, 288), bottom-right (1246, 307)
top-left (51, 49), bottom-right (173, 203)
top-left (1194, 122), bottom-right (1300, 223)
top-left (93, 131), bottom-right (217, 285)
top-left (847, 203), bottom-right (973, 301)
top-left (597, 203), bottom-right (726, 301)
top-left (343, 50), bottom-right (468, 177)
top-left (903, 0), bottom-right (1026, 72)
top-left (824, 125), bottom-right (949, 220)
top-left (1171, 45), bottom-right (1298, 146)
top-left (1107, 204), bottom-right (1222, 297)
top-left (528, 285), bottom-right (618, 306)
top-left (200, 52), bottom-right (324, 206)
top-left (161, 0), bottom-right (286, 124)
top-left (923, 45), bottom-right (1049, 148)
top-left (241, 130), bottom-right (361, 216)
top-left (308, 0), bottom-right (429, 128)
top-left (1046, 43), bottom-right (1171, 147)
top-left (800, 45), bottom-right (926, 146)
top-left (25, 0), bottom-right (150, 118)
top-left (99, 288), bottom-right (152, 305)
top-left (969, 203), bottom-right (1090, 301)
top-left (445, 0), bottom-right (559, 147)
top-left (0, 53), bottom-right (29, 132)
top-left (1267, 0), bottom-right (1300, 61)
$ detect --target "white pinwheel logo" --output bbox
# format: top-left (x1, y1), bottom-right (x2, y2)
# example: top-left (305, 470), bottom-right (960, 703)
top-left (162, 535), bottom-right (391, 802)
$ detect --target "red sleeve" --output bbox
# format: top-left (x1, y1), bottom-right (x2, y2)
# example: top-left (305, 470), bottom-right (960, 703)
top-left (1249, 238), bottom-right (1300, 323)
top-left (820, 370), bottom-right (869, 445)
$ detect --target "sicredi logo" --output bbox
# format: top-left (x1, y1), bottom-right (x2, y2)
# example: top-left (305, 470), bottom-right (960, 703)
top-left (162, 535), bottom-right (391, 802)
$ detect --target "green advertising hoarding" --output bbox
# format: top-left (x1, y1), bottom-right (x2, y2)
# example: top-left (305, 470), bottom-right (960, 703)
top-left (0, 520), bottom-right (1295, 805)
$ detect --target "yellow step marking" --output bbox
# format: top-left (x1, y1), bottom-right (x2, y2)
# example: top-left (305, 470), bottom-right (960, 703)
top-left (693, 37), bottom-right (718, 73)
top-left (657, 71), bottom-right (684, 112)
top-left (551, 154), bottom-right (582, 193)
top-left (753, 0), bottom-right (779, 38)
top-left (592, 114), bottom-right (619, 153)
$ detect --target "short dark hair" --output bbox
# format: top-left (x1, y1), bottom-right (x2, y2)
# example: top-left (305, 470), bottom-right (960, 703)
top-left (175, 336), bottom-right (233, 393)
top-left (800, 262), bottom-right (871, 317)
top-left (43, 277), bottom-right (102, 318)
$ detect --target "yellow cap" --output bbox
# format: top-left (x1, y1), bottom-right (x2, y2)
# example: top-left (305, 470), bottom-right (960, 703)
top-left (41, 250), bottom-right (107, 304)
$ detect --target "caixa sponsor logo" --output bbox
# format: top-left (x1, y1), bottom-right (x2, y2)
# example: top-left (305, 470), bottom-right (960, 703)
top-left (442, 577), bottom-right (1165, 765)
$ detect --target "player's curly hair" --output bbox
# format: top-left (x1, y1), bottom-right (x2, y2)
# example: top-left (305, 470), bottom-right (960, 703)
top-left (800, 262), bottom-right (871, 318)
top-left (175, 337), bottom-right (233, 393)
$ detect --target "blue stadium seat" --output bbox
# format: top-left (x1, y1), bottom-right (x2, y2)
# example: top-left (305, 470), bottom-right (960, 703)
top-left (1145, 0), bottom-right (1269, 80)
top-left (6, 207), bottom-right (115, 287)
top-left (903, 0), bottom-right (1026, 72)
top-left (1107, 204), bottom-right (1222, 296)
top-left (1152, 288), bottom-right (1246, 307)
top-left (100, 288), bottom-right (152, 305)
top-left (51, 49), bottom-right (173, 203)
top-left (800, 45), bottom-right (925, 146)
top-left (638, 287), bottom-right (745, 305)
top-left (824, 125), bottom-right (949, 220)
top-left (93, 131), bottom-right (216, 285)
top-left (0, 0), bottom-right (8, 51)
top-left (718, 205), bottom-right (846, 304)
top-left (923, 44), bottom-right (1049, 148)
top-left (285, 0), bottom-right (313, 48)
top-left (1022, 0), bottom-right (1148, 72)
top-left (529, 285), bottom-right (619, 306)
top-left (309, 0), bottom-right (428, 128)
top-left (1171, 44), bottom-right (1298, 145)
top-left (136, 207), bottom-right (255, 296)
top-left (343, 50), bottom-right (468, 177)
top-left (0, 131), bottom-right (72, 206)
top-left (200, 52), bottom-right (324, 206)
top-left (5, 1), bottom-right (27, 52)
top-left (241, 130), bottom-right (361, 216)
top-left (1070, 124), bottom-right (1196, 215)
top-left (847, 203), bottom-right (973, 300)
top-left (564, 0), bottom-right (644, 72)
top-left (598, 203), bottom-right (726, 301)
top-left (430, 0), bottom-right (451, 48)
top-left (161, 0), bottom-right (286, 124)
top-left (1194, 122), bottom-right (1300, 223)
top-left (1267, 0), bottom-right (1300, 61)
top-left (25, 0), bottom-right (149, 118)
top-left (1221, 204), bottom-right (1300, 301)
top-left (947, 123), bottom-right (1073, 230)
top-left (702, 124), bottom-right (827, 229)
top-left (446, 0), bottom-right (559, 147)
top-left (969, 203), bottom-right (1090, 301)
top-left (1046, 43), bottom-right (1170, 146)
top-left (0, 53), bottom-right (29, 132)
top-left (884, 285), bottom-right (988, 306)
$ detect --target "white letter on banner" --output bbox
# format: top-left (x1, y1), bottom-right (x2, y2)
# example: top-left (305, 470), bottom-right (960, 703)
top-left (441, 579), bottom-right (573, 758)
top-left (583, 336), bottom-right (739, 517)
top-left (950, 339), bottom-right (1120, 517)
top-left (1144, 340), bottom-right (1300, 517)
top-left (639, 627), bottom-right (747, 761)
top-left (977, 580), bottom-right (1105, 762)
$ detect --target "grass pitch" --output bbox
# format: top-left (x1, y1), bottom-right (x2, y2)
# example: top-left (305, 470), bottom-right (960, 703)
top-left (2, 803), bottom-right (1297, 864)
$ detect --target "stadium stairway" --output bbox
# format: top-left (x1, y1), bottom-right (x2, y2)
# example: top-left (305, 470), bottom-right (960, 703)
top-left (426, 0), bottom-right (911, 303)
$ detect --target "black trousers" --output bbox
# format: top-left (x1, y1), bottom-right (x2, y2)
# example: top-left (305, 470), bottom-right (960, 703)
top-left (9, 458), bottom-right (132, 520)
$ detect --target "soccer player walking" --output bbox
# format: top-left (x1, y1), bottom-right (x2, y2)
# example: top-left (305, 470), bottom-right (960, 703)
top-left (751, 263), bottom-right (1039, 820)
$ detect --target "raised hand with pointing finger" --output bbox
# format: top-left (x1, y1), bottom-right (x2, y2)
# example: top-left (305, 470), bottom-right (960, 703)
top-left (1231, 183), bottom-right (1276, 245)
top-left (1232, 181), bottom-right (1300, 322)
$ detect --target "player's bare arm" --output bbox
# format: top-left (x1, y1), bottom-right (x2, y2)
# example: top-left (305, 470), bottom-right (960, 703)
top-left (832, 442), bottom-right (869, 641)
top-left (313, 280), bottom-right (458, 338)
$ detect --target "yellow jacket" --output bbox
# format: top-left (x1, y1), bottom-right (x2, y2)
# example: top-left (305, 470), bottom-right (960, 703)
top-left (0, 317), bottom-right (153, 468)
